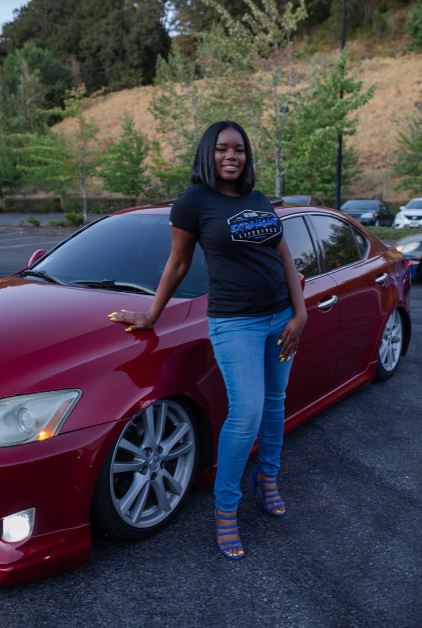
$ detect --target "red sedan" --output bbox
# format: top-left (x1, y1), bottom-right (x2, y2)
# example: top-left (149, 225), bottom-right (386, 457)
top-left (0, 202), bottom-right (411, 586)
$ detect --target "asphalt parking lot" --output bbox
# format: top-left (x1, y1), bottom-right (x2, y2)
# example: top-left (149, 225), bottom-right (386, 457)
top-left (0, 229), bottom-right (421, 628)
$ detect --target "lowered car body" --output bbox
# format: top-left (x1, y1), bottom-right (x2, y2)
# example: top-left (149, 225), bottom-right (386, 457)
top-left (0, 202), bottom-right (411, 586)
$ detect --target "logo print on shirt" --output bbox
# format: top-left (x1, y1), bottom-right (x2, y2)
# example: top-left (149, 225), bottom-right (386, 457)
top-left (228, 210), bottom-right (282, 243)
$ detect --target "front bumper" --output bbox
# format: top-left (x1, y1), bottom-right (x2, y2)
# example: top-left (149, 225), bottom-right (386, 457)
top-left (0, 421), bottom-right (124, 587)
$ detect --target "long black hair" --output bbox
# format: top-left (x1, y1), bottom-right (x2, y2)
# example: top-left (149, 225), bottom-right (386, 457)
top-left (191, 120), bottom-right (255, 195)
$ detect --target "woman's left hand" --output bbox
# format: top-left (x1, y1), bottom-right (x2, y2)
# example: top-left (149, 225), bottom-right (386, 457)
top-left (277, 315), bottom-right (307, 361)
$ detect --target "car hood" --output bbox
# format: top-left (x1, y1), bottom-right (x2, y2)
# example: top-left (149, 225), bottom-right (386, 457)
top-left (0, 277), bottom-right (192, 397)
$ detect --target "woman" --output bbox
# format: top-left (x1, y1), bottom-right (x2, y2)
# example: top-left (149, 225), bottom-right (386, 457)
top-left (109, 121), bottom-right (307, 560)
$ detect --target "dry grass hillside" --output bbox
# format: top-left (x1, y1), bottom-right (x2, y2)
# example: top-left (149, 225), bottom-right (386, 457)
top-left (55, 51), bottom-right (422, 202)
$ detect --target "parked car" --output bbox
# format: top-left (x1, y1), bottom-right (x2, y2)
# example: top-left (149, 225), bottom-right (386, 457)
top-left (395, 232), bottom-right (422, 282)
top-left (0, 202), bottom-right (411, 587)
top-left (340, 199), bottom-right (395, 226)
top-left (393, 198), bottom-right (422, 229)
top-left (282, 194), bottom-right (325, 206)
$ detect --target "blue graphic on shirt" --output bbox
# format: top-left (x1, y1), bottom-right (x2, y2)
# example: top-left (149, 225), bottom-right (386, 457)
top-left (228, 210), bottom-right (282, 243)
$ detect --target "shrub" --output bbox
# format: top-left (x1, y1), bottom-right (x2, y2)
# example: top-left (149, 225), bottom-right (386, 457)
top-left (46, 220), bottom-right (68, 227)
top-left (5, 197), bottom-right (62, 213)
top-left (64, 212), bottom-right (84, 226)
top-left (27, 215), bottom-right (41, 226)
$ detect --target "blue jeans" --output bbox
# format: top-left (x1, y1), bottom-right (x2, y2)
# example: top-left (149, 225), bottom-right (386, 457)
top-left (208, 307), bottom-right (294, 512)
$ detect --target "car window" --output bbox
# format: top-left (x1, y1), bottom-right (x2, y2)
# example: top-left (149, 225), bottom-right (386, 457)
top-left (406, 199), bottom-right (422, 209)
top-left (352, 227), bottom-right (368, 258)
top-left (283, 195), bottom-right (308, 204)
top-left (33, 214), bottom-right (209, 298)
top-left (310, 215), bottom-right (361, 271)
top-left (311, 197), bottom-right (323, 206)
top-left (281, 216), bottom-right (320, 278)
top-left (341, 200), bottom-right (378, 210)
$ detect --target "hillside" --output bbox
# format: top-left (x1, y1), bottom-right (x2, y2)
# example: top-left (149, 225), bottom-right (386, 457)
top-left (55, 51), bottom-right (422, 202)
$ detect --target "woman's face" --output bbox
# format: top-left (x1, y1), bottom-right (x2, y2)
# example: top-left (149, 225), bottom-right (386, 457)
top-left (213, 127), bottom-right (247, 190)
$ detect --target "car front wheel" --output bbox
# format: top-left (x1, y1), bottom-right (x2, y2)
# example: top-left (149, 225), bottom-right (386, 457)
top-left (375, 309), bottom-right (403, 381)
top-left (91, 399), bottom-right (198, 541)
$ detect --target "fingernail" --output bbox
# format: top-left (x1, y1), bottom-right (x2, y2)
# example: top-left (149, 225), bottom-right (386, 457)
top-left (277, 339), bottom-right (281, 345)
top-left (287, 356), bottom-right (291, 361)
top-left (109, 312), bottom-right (118, 316)
top-left (280, 357), bottom-right (285, 362)
top-left (294, 351), bottom-right (297, 355)
top-left (110, 318), bottom-right (116, 321)
top-left (125, 328), bottom-right (132, 332)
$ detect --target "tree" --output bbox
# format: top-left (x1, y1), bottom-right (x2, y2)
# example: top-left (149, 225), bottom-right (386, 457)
top-left (17, 131), bottom-right (80, 206)
top-left (100, 113), bottom-right (150, 200)
top-left (406, 0), bottom-right (422, 50)
top-left (391, 104), bottom-right (422, 196)
top-left (259, 51), bottom-right (374, 198)
top-left (1, 0), bottom-right (171, 92)
top-left (0, 55), bottom-right (48, 134)
top-left (205, 0), bottom-right (307, 195)
top-left (19, 85), bottom-right (100, 221)
top-left (0, 136), bottom-right (23, 209)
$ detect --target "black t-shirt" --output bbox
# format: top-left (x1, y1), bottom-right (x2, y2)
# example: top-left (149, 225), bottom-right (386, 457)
top-left (169, 184), bottom-right (291, 317)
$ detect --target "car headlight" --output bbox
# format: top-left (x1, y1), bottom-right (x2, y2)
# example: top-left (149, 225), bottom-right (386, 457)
top-left (394, 213), bottom-right (405, 222)
top-left (0, 390), bottom-right (81, 447)
top-left (360, 212), bottom-right (375, 218)
top-left (396, 242), bottom-right (421, 254)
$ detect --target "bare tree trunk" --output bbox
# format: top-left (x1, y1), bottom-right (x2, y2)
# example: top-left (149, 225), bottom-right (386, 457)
top-left (80, 131), bottom-right (87, 225)
top-left (273, 42), bottom-right (281, 197)
top-left (364, 0), bottom-right (373, 24)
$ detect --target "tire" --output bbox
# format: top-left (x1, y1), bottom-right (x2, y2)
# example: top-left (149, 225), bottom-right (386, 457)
top-left (375, 309), bottom-right (403, 381)
top-left (91, 399), bottom-right (199, 541)
top-left (374, 218), bottom-right (380, 227)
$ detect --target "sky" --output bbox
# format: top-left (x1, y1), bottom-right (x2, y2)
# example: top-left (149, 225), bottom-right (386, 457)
top-left (0, 0), bottom-right (28, 30)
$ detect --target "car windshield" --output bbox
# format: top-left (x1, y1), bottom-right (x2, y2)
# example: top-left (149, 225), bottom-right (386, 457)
top-left (342, 200), bottom-right (378, 210)
top-left (29, 213), bottom-right (209, 298)
top-left (283, 195), bottom-right (308, 204)
top-left (405, 199), bottom-right (422, 209)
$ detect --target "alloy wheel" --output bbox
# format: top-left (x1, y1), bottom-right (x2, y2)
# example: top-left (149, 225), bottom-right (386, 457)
top-left (110, 400), bottom-right (196, 529)
top-left (378, 309), bottom-right (403, 372)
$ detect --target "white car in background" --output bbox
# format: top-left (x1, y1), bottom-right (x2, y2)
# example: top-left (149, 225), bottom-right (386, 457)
top-left (394, 198), bottom-right (422, 228)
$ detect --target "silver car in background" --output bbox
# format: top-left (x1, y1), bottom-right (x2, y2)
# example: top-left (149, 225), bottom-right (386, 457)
top-left (394, 198), bottom-right (422, 228)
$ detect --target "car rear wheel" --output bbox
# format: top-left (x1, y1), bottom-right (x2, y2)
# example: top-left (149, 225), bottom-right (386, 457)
top-left (91, 399), bottom-right (198, 541)
top-left (375, 309), bottom-right (403, 381)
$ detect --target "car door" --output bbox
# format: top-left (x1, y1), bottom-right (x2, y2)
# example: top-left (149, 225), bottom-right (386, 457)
top-left (381, 203), bottom-right (394, 226)
top-left (280, 214), bottom-right (339, 419)
top-left (309, 214), bottom-right (391, 388)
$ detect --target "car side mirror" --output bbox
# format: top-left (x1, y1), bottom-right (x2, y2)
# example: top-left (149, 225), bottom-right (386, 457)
top-left (27, 249), bottom-right (46, 268)
top-left (400, 206), bottom-right (405, 211)
top-left (298, 272), bottom-right (305, 291)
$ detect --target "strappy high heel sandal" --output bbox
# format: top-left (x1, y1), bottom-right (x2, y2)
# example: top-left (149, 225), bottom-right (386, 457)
top-left (214, 509), bottom-right (245, 560)
top-left (252, 466), bottom-right (286, 517)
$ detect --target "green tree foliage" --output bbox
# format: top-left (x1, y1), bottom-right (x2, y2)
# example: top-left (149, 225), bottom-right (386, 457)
top-left (100, 113), bottom-right (150, 199)
top-left (0, 55), bottom-right (48, 134)
top-left (206, 0), bottom-right (307, 196)
top-left (1, 0), bottom-right (171, 92)
top-left (17, 131), bottom-right (80, 201)
top-left (259, 50), bottom-right (375, 199)
top-left (406, 0), bottom-right (422, 50)
top-left (0, 136), bottom-right (23, 208)
top-left (391, 104), bottom-right (422, 196)
top-left (19, 86), bottom-right (100, 222)
top-left (1, 42), bottom-right (73, 109)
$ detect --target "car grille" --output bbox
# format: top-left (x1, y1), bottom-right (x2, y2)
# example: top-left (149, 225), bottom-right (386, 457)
top-left (403, 214), bottom-right (422, 224)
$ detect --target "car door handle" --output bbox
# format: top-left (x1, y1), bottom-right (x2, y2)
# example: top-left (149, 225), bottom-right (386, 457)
top-left (318, 295), bottom-right (338, 310)
top-left (375, 273), bottom-right (389, 284)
